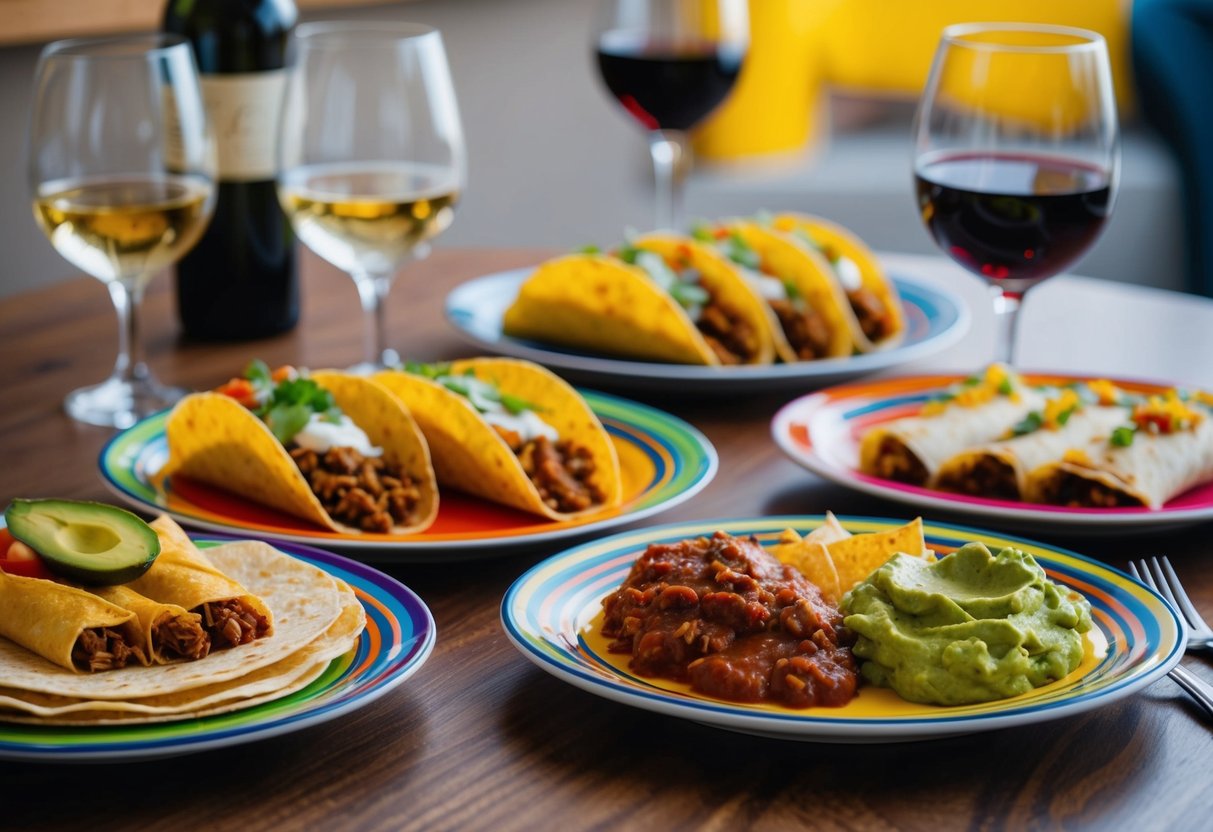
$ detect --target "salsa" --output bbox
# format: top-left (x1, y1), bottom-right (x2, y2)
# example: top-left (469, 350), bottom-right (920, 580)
top-left (601, 531), bottom-right (858, 708)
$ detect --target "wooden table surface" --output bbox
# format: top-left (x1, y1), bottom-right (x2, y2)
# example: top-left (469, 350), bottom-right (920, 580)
top-left (0, 249), bottom-right (1211, 831)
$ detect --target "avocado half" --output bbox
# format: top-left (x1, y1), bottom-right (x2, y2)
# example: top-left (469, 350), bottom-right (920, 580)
top-left (4, 499), bottom-right (161, 585)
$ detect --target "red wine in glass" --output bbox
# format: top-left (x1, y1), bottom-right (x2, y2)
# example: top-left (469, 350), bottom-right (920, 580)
top-left (915, 152), bottom-right (1113, 297)
top-left (596, 32), bottom-right (743, 131)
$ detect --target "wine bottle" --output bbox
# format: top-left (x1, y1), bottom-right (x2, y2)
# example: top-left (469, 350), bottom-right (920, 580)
top-left (164, 0), bottom-right (299, 341)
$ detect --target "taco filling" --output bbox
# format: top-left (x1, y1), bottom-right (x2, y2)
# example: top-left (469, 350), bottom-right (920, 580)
top-left (199, 599), bottom-right (271, 649)
top-left (151, 611), bottom-right (211, 661)
top-left (788, 229), bottom-right (894, 342)
top-left (693, 226), bottom-right (833, 360)
top-left (403, 363), bottom-right (607, 513)
top-left (71, 628), bottom-right (146, 673)
top-left (216, 361), bottom-right (426, 532)
top-left (611, 243), bottom-right (760, 365)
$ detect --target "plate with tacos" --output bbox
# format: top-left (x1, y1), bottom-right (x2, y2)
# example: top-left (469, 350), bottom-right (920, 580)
top-left (772, 368), bottom-right (1213, 531)
top-left (0, 509), bottom-right (434, 762)
top-left (101, 359), bottom-right (717, 558)
top-left (445, 214), bottom-right (969, 393)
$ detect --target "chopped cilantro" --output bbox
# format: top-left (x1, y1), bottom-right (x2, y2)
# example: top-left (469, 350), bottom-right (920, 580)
top-left (782, 278), bottom-right (803, 301)
top-left (723, 231), bottom-right (762, 270)
top-left (1110, 426), bottom-right (1136, 447)
top-left (402, 361), bottom-right (450, 380)
top-left (243, 359), bottom-right (272, 388)
top-left (616, 244), bottom-right (640, 265)
top-left (962, 374), bottom-right (982, 387)
top-left (576, 244), bottom-right (601, 255)
top-left (690, 224), bottom-right (715, 243)
top-left (998, 377), bottom-right (1014, 396)
top-left (1011, 411), bottom-right (1044, 436)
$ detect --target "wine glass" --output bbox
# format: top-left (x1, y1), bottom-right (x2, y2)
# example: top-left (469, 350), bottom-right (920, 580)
top-left (593, 0), bottom-right (748, 231)
top-left (278, 21), bottom-right (465, 372)
top-left (912, 22), bottom-right (1120, 365)
top-left (27, 35), bottom-right (216, 428)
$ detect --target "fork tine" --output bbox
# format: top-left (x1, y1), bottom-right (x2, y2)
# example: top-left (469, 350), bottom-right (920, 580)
top-left (1157, 557), bottom-right (1213, 634)
top-left (1147, 557), bottom-right (1185, 623)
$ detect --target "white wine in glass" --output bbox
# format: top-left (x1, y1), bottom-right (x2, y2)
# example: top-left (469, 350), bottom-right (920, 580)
top-left (278, 22), bottom-right (465, 372)
top-left (27, 35), bottom-right (215, 428)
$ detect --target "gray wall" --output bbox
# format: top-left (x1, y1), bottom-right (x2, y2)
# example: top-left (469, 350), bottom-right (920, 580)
top-left (0, 0), bottom-right (1186, 298)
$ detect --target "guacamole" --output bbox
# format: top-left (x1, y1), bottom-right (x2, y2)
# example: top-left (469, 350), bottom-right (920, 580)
top-left (841, 542), bottom-right (1092, 705)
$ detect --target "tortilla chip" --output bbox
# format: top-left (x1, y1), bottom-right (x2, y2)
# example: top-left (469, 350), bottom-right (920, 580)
top-left (805, 510), bottom-right (851, 546)
top-left (770, 534), bottom-right (842, 604)
top-left (827, 517), bottom-right (930, 594)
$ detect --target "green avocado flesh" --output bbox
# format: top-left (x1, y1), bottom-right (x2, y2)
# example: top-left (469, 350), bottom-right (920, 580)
top-left (4, 499), bottom-right (161, 585)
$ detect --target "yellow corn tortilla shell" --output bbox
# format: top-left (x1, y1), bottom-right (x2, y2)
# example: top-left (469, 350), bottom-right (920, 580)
top-left (163, 372), bottom-right (438, 535)
top-left (770, 530), bottom-right (842, 604)
top-left (724, 222), bottom-right (854, 360)
top-left (828, 517), bottom-right (931, 594)
top-left (0, 525), bottom-right (344, 700)
top-left (503, 234), bottom-right (777, 366)
top-left (770, 212), bottom-right (906, 352)
top-left (503, 253), bottom-right (720, 365)
top-left (129, 515), bottom-right (274, 632)
top-left (87, 584), bottom-right (205, 665)
top-left (374, 358), bottom-right (622, 520)
top-left (0, 582), bottom-right (363, 723)
top-left (0, 571), bottom-right (143, 672)
top-left (631, 232), bottom-right (778, 365)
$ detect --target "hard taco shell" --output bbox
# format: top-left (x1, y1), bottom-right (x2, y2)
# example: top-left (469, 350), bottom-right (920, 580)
top-left (163, 372), bottom-right (438, 535)
top-left (374, 358), bottom-right (622, 520)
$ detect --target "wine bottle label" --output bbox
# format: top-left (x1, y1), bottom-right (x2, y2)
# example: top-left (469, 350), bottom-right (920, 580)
top-left (199, 71), bottom-right (289, 182)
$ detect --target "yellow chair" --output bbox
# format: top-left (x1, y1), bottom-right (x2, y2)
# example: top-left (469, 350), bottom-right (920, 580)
top-left (693, 0), bottom-right (1133, 162)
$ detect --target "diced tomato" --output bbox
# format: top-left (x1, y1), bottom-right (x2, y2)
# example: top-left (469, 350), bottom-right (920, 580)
top-left (0, 531), bottom-right (54, 580)
top-left (272, 365), bottom-right (298, 382)
top-left (713, 227), bottom-right (729, 240)
top-left (215, 377), bottom-right (259, 409)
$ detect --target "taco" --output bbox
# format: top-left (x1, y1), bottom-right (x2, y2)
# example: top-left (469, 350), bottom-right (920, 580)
top-left (374, 358), bottom-right (622, 519)
top-left (164, 362), bottom-right (438, 535)
top-left (502, 233), bottom-right (777, 365)
top-left (691, 220), bottom-right (854, 361)
top-left (768, 212), bottom-right (906, 352)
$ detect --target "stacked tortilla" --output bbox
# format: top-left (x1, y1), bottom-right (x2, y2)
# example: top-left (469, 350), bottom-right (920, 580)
top-left (0, 516), bottom-right (364, 725)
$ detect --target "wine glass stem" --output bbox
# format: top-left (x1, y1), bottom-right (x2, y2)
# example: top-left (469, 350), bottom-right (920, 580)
top-left (109, 279), bottom-right (149, 384)
top-left (354, 270), bottom-right (399, 369)
top-left (991, 287), bottom-right (1022, 366)
top-left (648, 129), bottom-right (687, 231)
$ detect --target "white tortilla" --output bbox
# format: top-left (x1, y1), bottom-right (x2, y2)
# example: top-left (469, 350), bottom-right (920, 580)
top-left (1026, 417), bottom-right (1213, 508)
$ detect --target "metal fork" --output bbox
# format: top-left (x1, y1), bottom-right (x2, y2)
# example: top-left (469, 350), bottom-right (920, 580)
top-left (1128, 557), bottom-right (1213, 719)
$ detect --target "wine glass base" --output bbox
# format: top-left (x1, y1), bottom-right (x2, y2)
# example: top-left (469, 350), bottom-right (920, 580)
top-left (346, 348), bottom-right (401, 377)
top-left (64, 375), bottom-right (188, 429)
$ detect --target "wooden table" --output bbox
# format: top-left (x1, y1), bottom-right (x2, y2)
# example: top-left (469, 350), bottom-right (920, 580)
top-left (1, 250), bottom-right (1210, 830)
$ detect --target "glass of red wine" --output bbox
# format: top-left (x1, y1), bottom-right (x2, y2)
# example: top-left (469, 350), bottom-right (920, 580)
top-left (593, 0), bottom-right (748, 231)
top-left (913, 23), bottom-right (1119, 365)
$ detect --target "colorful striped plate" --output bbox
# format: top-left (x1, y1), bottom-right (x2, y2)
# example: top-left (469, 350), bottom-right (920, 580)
top-left (502, 516), bottom-right (1183, 743)
top-left (445, 269), bottom-right (969, 394)
top-left (0, 536), bottom-right (434, 762)
top-left (772, 373), bottom-right (1213, 531)
top-left (100, 391), bottom-right (716, 559)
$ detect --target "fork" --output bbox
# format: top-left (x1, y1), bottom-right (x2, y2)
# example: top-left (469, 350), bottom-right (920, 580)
top-left (1129, 557), bottom-right (1213, 719)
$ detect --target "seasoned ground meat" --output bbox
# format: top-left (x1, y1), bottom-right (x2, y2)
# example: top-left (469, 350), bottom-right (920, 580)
top-left (507, 434), bottom-right (604, 513)
top-left (152, 612), bottom-right (211, 661)
top-left (200, 600), bottom-right (271, 649)
top-left (292, 445), bottom-right (423, 532)
top-left (1037, 472), bottom-right (1144, 508)
top-left (769, 299), bottom-right (832, 360)
top-left (869, 437), bottom-right (929, 485)
top-left (697, 292), bottom-right (760, 364)
top-left (848, 288), bottom-right (892, 342)
top-left (602, 531), bottom-right (858, 708)
top-left (936, 455), bottom-right (1021, 500)
top-left (72, 627), bottom-right (146, 672)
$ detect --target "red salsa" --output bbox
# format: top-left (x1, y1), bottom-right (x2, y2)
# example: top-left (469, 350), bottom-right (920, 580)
top-left (601, 531), bottom-right (858, 708)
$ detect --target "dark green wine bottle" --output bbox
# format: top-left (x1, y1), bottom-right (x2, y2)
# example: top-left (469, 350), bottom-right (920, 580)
top-left (164, 0), bottom-right (299, 341)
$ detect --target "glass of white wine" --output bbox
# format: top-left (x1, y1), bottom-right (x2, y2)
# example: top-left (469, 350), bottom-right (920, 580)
top-left (278, 21), bottom-right (466, 371)
top-left (27, 34), bottom-right (215, 428)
